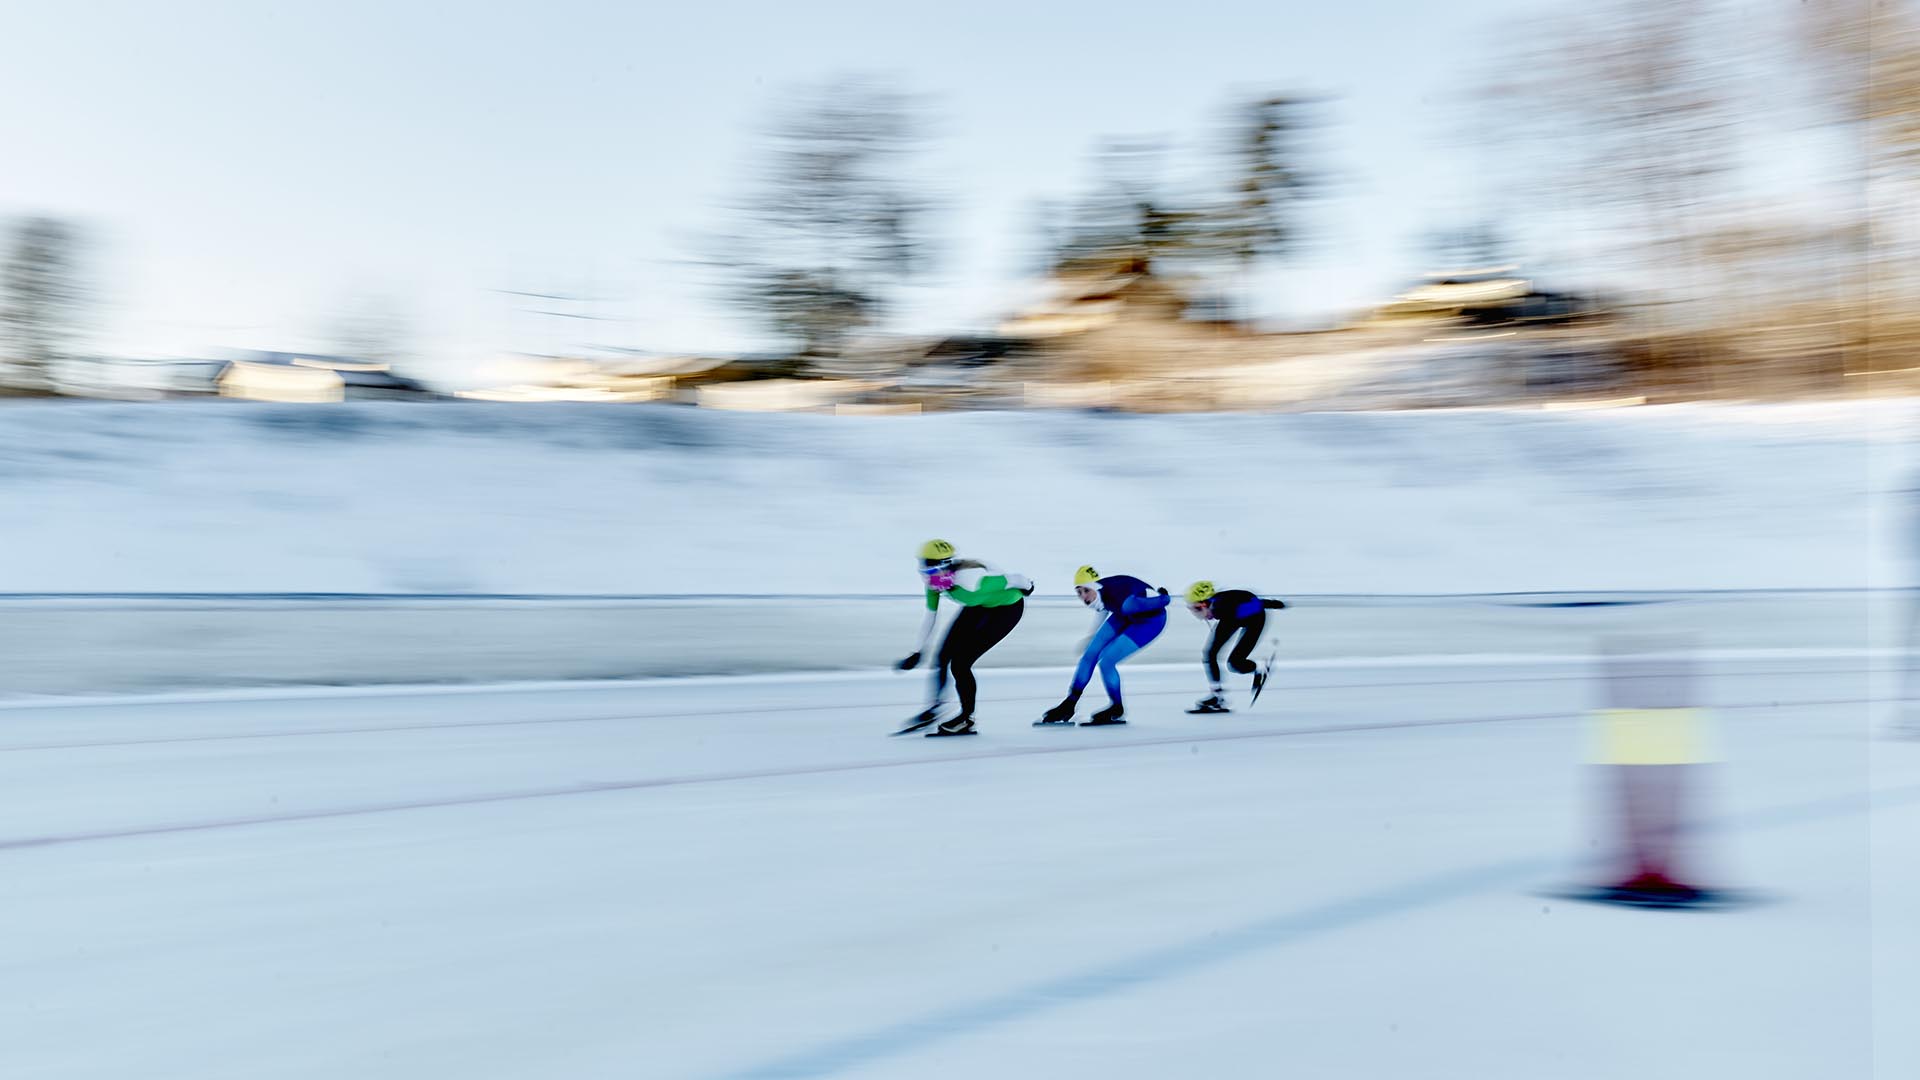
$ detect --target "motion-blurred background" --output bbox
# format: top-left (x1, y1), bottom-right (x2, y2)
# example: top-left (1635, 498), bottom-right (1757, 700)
top-left (5, 0), bottom-right (1918, 406)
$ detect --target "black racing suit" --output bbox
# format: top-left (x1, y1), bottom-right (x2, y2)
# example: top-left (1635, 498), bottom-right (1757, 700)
top-left (1204, 590), bottom-right (1287, 690)
top-left (937, 601), bottom-right (1025, 717)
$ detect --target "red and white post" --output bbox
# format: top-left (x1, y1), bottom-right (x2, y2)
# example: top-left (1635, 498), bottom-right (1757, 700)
top-left (1580, 637), bottom-right (1726, 908)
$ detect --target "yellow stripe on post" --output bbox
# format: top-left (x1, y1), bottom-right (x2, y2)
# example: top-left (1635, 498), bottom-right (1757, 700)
top-left (1593, 708), bottom-right (1712, 766)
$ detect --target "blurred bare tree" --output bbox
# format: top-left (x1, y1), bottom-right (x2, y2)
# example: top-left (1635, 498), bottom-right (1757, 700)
top-left (1518, 0), bottom-right (1738, 294)
top-left (1480, 0), bottom-right (1745, 393)
top-left (1203, 94), bottom-right (1322, 321)
top-left (0, 216), bottom-right (88, 394)
top-left (1050, 98), bottom-right (1325, 320)
top-left (1797, 0), bottom-right (1920, 321)
top-left (1467, 0), bottom-right (1920, 395)
top-left (1799, 0), bottom-right (1920, 178)
top-left (1052, 139), bottom-right (1206, 275)
top-left (720, 77), bottom-right (933, 364)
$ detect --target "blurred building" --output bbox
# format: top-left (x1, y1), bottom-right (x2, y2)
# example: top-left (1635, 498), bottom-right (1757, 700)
top-left (1370, 268), bottom-right (1605, 327)
top-left (998, 261), bottom-right (1195, 339)
top-left (455, 354), bottom-right (753, 403)
top-left (217, 352), bottom-right (435, 402)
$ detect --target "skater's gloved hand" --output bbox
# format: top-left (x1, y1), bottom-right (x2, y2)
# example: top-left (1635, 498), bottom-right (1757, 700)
top-left (1157, 586), bottom-right (1169, 596)
top-left (1019, 583), bottom-right (1035, 596)
top-left (897, 653), bottom-right (921, 671)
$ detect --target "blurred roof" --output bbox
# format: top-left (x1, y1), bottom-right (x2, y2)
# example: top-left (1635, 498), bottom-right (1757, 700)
top-left (594, 354), bottom-right (735, 378)
top-left (235, 351), bottom-right (430, 392)
top-left (999, 269), bottom-right (1193, 338)
top-left (1395, 272), bottom-right (1531, 309)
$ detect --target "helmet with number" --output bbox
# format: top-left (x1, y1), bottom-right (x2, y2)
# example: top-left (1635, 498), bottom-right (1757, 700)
top-left (1073, 565), bottom-right (1101, 587)
top-left (1185, 580), bottom-right (1216, 605)
top-left (919, 538), bottom-right (956, 566)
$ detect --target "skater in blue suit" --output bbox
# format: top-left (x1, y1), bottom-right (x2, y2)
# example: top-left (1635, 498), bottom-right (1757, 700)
top-left (1037, 564), bottom-right (1171, 727)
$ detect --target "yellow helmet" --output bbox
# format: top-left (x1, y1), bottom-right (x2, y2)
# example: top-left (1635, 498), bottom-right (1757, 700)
top-left (1073, 565), bottom-right (1101, 587)
top-left (919, 538), bottom-right (956, 563)
top-left (1185, 580), bottom-right (1216, 605)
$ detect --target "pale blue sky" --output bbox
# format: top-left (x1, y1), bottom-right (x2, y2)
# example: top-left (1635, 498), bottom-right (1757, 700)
top-left (0, 0), bottom-right (1805, 382)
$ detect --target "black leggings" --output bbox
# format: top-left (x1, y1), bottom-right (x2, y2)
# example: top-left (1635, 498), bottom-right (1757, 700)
top-left (935, 601), bottom-right (1024, 716)
top-left (1205, 611), bottom-right (1266, 685)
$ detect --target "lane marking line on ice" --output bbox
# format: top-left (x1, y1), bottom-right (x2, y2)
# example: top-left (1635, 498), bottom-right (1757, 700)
top-left (0, 693), bottom-right (1884, 852)
top-left (0, 663), bottom-right (1880, 754)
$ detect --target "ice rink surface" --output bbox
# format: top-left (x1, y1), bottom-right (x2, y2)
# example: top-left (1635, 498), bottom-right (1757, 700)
top-left (2, 656), bottom-right (1915, 1079)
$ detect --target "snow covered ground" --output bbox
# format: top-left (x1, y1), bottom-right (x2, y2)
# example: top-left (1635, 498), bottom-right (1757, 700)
top-left (0, 656), bottom-right (1913, 1079)
top-left (1, 400), bottom-right (1912, 596)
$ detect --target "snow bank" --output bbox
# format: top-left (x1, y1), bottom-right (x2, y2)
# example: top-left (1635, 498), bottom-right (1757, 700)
top-left (0, 400), bottom-right (1912, 596)
top-left (0, 591), bottom-right (1896, 698)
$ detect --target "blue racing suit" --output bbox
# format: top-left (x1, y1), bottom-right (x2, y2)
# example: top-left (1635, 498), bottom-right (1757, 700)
top-left (1068, 574), bottom-right (1170, 705)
